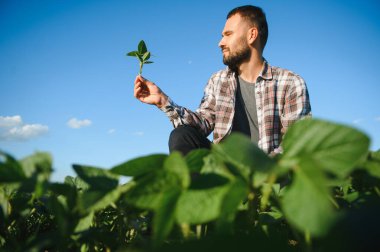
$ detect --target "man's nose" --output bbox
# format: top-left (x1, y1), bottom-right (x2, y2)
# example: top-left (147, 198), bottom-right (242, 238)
top-left (218, 37), bottom-right (225, 48)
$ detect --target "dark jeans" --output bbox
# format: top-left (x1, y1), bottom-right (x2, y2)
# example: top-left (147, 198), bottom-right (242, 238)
top-left (168, 125), bottom-right (211, 155)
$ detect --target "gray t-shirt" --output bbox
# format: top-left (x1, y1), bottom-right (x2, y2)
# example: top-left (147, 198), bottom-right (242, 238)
top-left (231, 76), bottom-right (260, 143)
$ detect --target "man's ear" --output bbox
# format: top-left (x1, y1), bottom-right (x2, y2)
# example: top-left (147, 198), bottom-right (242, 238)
top-left (247, 27), bottom-right (258, 45)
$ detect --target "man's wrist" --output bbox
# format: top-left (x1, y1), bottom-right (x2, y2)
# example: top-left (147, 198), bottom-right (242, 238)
top-left (156, 94), bottom-right (168, 109)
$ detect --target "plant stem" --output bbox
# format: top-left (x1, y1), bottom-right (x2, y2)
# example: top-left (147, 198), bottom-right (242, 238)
top-left (374, 186), bottom-right (380, 197)
top-left (180, 223), bottom-right (191, 239)
top-left (196, 224), bottom-right (202, 239)
top-left (139, 62), bottom-right (143, 75)
top-left (260, 173), bottom-right (277, 211)
top-left (305, 230), bottom-right (312, 252)
top-left (247, 191), bottom-right (259, 226)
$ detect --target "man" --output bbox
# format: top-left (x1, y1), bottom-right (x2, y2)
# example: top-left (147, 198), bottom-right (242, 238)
top-left (134, 5), bottom-right (311, 155)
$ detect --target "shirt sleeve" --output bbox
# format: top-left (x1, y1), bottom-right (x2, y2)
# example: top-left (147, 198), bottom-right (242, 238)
top-left (159, 77), bottom-right (217, 137)
top-left (280, 75), bottom-right (312, 135)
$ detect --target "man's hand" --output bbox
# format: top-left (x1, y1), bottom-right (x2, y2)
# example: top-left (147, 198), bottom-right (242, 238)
top-left (134, 75), bottom-right (168, 108)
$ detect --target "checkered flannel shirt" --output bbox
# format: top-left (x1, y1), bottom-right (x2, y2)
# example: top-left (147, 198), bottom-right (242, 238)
top-left (160, 60), bottom-right (312, 154)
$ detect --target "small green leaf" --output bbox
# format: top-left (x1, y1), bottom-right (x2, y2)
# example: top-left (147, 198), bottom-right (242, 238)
top-left (138, 40), bottom-right (147, 54)
top-left (126, 40), bottom-right (153, 74)
top-left (142, 51), bottom-right (150, 60)
top-left (126, 51), bottom-right (139, 57)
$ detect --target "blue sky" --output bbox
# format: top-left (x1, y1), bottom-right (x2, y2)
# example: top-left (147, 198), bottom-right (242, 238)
top-left (1, 0), bottom-right (379, 181)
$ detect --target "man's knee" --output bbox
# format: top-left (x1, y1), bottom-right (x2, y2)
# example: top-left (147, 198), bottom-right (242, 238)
top-left (168, 125), bottom-right (210, 155)
top-left (169, 126), bottom-right (196, 148)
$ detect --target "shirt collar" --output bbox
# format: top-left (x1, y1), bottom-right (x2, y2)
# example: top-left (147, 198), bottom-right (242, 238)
top-left (258, 59), bottom-right (273, 80)
top-left (226, 58), bottom-right (273, 80)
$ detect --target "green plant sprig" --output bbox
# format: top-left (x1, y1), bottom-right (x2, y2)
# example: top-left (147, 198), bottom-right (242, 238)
top-left (126, 40), bottom-right (153, 75)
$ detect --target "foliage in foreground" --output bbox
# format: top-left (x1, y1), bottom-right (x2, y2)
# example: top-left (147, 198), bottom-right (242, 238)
top-left (1, 119), bottom-right (380, 251)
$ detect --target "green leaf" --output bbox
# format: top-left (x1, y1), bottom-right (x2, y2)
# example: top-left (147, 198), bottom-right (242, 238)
top-left (126, 152), bottom-right (190, 210)
top-left (64, 175), bottom-right (89, 192)
top-left (48, 195), bottom-right (74, 236)
top-left (126, 51), bottom-right (139, 57)
top-left (176, 183), bottom-right (231, 224)
top-left (259, 208), bottom-right (283, 225)
top-left (201, 153), bottom-right (234, 180)
top-left (153, 188), bottom-right (181, 247)
top-left (73, 165), bottom-right (119, 191)
top-left (49, 182), bottom-right (78, 209)
top-left (185, 149), bottom-right (211, 173)
top-left (74, 211), bottom-right (95, 233)
top-left (281, 119), bottom-right (370, 178)
top-left (124, 170), bottom-right (181, 210)
top-left (126, 40), bottom-right (153, 74)
top-left (215, 178), bottom-right (248, 234)
top-left (370, 149), bottom-right (380, 161)
top-left (190, 173), bottom-right (230, 189)
top-left (138, 40), bottom-right (147, 54)
top-left (20, 152), bottom-right (53, 177)
top-left (110, 154), bottom-right (167, 177)
top-left (142, 51), bottom-right (150, 61)
top-left (15, 152), bottom-right (53, 197)
top-left (136, 53), bottom-right (143, 62)
top-left (164, 152), bottom-right (190, 189)
top-left (282, 160), bottom-right (337, 237)
top-left (0, 151), bottom-right (26, 182)
top-left (212, 133), bottom-right (275, 181)
top-left (79, 182), bottom-right (133, 213)
top-left (363, 150), bottom-right (380, 178)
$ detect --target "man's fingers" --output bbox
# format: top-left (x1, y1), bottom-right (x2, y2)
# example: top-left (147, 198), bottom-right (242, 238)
top-left (134, 85), bottom-right (141, 98)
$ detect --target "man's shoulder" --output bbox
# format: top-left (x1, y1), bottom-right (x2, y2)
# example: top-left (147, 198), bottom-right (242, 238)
top-left (209, 68), bottom-right (234, 81)
top-left (270, 65), bottom-right (305, 83)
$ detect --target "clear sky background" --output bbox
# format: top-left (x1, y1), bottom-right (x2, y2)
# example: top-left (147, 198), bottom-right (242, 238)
top-left (1, 0), bottom-right (379, 181)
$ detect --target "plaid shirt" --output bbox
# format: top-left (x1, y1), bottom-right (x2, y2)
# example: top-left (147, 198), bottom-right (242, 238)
top-left (160, 60), bottom-right (311, 154)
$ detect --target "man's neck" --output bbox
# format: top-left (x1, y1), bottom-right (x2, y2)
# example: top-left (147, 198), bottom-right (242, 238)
top-left (238, 54), bottom-right (264, 83)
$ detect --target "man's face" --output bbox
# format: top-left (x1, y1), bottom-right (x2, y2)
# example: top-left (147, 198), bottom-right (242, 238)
top-left (219, 14), bottom-right (251, 70)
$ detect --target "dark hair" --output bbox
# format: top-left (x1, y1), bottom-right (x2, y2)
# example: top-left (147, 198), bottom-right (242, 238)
top-left (227, 5), bottom-right (268, 51)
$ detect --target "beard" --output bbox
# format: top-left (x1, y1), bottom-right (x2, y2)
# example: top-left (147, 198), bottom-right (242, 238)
top-left (223, 39), bottom-right (251, 71)
top-left (222, 40), bottom-right (251, 72)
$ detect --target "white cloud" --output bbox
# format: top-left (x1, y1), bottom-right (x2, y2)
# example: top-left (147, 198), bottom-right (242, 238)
top-left (5, 124), bottom-right (49, 140)
top-left (0, 115), bottom-right (22, 127)
top-left (108, 129), bottom-right (116, 134)
top-left (67, 118), bottom-right (92, 129)
top-left (375, 117), bottom-right (380, 122)
top-left (134, 131), bottom-right (144, 136)
top-left (353, 119), bottom-right (363, 124)
top-left (0, 115), bottom-right (49, 141)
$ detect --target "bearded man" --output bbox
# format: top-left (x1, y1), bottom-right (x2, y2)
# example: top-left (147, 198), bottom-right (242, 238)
top-left (133, 5), bottom-right (312, 155)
